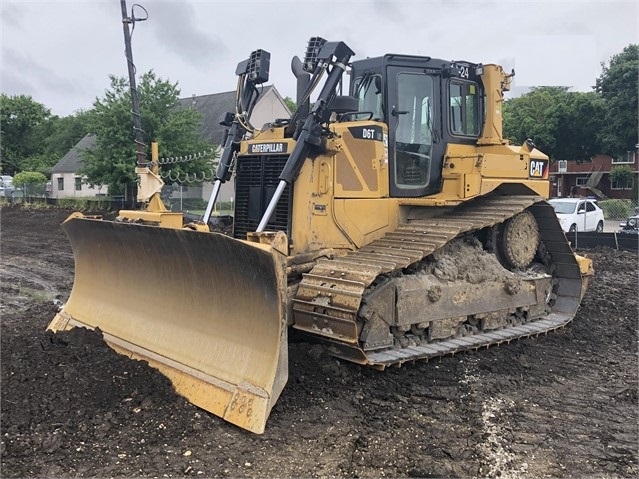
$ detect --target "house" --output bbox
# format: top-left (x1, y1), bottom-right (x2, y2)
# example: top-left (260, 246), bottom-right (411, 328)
top-left (180, 85), bottom-right (291, 146)
top-left (176, 85), bottom-right (291, 203)
top-left (50, 86), bottom-right (291, 203)
top-left (50, 134), bottom-right (108, 198)
top-left (549, 152), bottom-right (638, 199)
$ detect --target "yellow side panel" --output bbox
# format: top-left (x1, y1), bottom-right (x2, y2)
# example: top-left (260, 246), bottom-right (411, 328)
top-left (480, 179), bottom-right (550, 197)
top-left (480, 153), bottom-right (529, 179)
top-left (333, 199), bottom-right (392, 248)
top-left (289, 122), bottom-right (391, 254)
top-left (435, 143), bottom-right (552, 201)
top-left (332, 121), bottom-right (389, 199)
top-left (290, 159), bottom-right (353, 254)
top-left (463, 173), bottom-right (481, 198)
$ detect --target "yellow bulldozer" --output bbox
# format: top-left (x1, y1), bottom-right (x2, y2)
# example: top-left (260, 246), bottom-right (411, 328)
top-left (49, 37), bottom-right (593, 434)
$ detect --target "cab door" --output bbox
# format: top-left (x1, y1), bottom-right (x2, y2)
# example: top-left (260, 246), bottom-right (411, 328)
top-left (386, 66), bottom-right (444, 197)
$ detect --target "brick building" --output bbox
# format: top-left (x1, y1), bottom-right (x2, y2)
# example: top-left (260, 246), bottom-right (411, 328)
top-left (549, 152), bottom-right (638, 199)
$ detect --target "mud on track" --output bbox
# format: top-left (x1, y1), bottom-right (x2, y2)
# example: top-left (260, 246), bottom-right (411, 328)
top-left (1, 205), bottom-right (637, 478)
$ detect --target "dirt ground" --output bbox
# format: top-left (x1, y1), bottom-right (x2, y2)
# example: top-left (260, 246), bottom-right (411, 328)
top-left (1, 205), bottom-right (637, 478)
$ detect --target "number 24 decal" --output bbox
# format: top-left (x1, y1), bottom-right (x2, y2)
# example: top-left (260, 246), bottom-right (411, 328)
top-left (459, 66), bottom-right (469, 78)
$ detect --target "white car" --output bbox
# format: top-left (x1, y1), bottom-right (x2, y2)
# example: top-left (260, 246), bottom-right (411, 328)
top-left (548, 198), bottom-right (605, 233)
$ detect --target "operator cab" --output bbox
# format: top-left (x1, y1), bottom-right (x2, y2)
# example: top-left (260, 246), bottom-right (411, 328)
top-left (350, 55), bottom-right (484, 197)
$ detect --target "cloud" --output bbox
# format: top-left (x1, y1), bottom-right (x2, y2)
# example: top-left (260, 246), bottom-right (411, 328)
top-left (1, 69), bottom-right (38, 98)
top-left (142, 2), bottom-right (228, 66)
top-left (3, 48), bottom-right (86, 94)
top-left (1, 0), bottom-right (635, 116)
top-left (0, 3), bottom-right (26, 31)
top-left (371, 0), bottom-right (406, 23)
top-left (1, 48), bottom-right (92, 113)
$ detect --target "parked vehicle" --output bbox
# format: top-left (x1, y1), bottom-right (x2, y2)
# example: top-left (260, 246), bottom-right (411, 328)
top-left (618, 212), bottom-right (639, 235)
top-left (619, 207), bottom-right (639, 229)
top-left (0, 175), bottom-right (14, 198)
top-left (548, 198), bottom-right (605, 233)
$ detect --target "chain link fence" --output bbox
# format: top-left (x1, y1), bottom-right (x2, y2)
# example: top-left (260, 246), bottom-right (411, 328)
top-left (161, 184), bottom-right (234, 217)
top-left (598, 198), bottom-right (639, 222)
top-left (4, 182), bottom-right (48, 204)
top-left (4, 181), bottom-right (236, 216)
top-left (5, 182), bottom-right (128, 210)
top-left (597, 198), bottom-right (639, 236)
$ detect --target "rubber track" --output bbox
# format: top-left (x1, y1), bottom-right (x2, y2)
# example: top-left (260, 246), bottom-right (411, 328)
top-left (292, 194), bottom-right (584, 367)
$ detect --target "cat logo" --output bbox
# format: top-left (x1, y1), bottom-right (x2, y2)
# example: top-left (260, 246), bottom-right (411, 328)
top-left (529, 159), bottom-right (549, 178)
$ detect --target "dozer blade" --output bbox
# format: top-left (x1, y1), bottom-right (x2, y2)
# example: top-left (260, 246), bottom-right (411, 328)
top-left (49, 214), bottom-right (288, 434)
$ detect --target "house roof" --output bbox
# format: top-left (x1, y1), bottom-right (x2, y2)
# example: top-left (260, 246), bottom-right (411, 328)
top-left (178, 85), bottom-right (277, 145)
top-left (51, 134), bottom-right (96, 174)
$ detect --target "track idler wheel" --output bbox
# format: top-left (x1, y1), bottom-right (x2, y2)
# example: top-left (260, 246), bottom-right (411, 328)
top-left (499, 211), bottom-right (539, 269)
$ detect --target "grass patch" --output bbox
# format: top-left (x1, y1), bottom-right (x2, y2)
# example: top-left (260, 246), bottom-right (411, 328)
top-left (18, 287), bottom-right (54, 303)
top-left (21, 201), bottom-right (52, 210)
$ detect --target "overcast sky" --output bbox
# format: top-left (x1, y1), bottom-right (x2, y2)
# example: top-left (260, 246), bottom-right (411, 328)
top-left (2, 0), bottom-right (637, 117)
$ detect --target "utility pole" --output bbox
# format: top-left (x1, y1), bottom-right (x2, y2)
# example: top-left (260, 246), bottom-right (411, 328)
top-left (119, 0), bottom-right (148, 168)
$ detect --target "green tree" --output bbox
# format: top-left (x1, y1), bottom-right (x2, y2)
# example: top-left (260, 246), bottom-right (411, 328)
top-left (283, 96), bottom-right (297, 113)
top-left (42, 111), bottom-right (92, 158)
top-left (0, 94), bottom-right (51, 174)
top-left (22, 111), bottom-right (92, 176)
top-left (610, 165), bottom-right (634, 191)
top-left (596, 44), bottom-right (638, 158)
top-left (503, 87), bottom-right (568, 157)
top-left (0, 94), bottom-right (90, 176)
top-left (548, 91), bottom-right (605, 162)
top-left (503, 87), bottom-right (605, 163)
top-left (13, 171), bottom-right (48, 200)
top-left (81, 71), bottom-right (215, 196)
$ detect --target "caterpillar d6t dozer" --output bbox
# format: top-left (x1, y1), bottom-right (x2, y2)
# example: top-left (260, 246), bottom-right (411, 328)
top-left (50, 37), bottom-right (593, 434)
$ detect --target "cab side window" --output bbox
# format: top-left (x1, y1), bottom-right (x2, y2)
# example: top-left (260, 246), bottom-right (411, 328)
top-left (449, 81), bottom-right (479, 137)
top-left (354, 74), bottom-right (384, 121)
